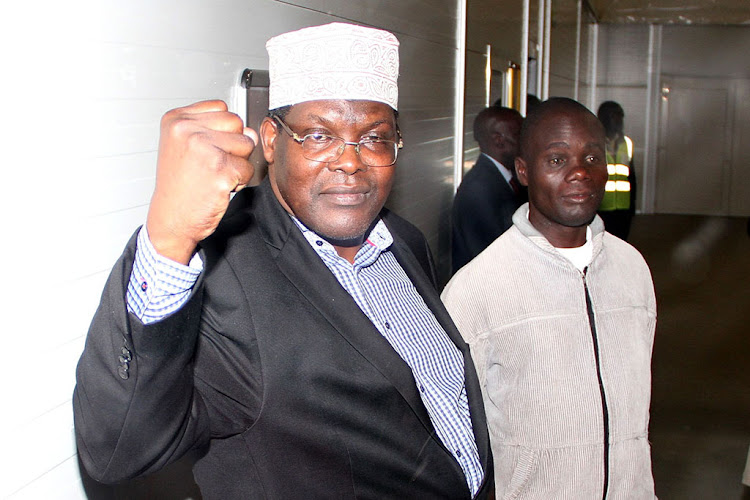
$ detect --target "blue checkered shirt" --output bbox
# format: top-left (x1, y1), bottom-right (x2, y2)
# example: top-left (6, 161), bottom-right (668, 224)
top-left (127, 226), bottom-right (203, 322)
top-left (127, 220), bottom-right (483, 496)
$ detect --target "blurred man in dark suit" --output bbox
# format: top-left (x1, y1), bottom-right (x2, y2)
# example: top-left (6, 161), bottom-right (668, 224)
top-left (452, 106), bottom-right (524, 273)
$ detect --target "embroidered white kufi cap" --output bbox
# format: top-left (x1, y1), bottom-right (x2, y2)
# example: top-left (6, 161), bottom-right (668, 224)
top-left (266, 23), bottom-right (399, 111)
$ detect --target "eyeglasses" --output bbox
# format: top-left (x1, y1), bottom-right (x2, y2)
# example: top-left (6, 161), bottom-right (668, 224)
top-left (272, 115), bottom-right (403, 167)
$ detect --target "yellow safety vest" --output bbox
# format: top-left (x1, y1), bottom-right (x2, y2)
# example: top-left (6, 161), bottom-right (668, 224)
top-left (600, 135), bottom-right (632, 211)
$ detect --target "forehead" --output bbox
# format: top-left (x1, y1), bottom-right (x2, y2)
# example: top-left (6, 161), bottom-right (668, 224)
top-left (286, 99), bottom-right (396, 126)
top-left (494, 116), bottom-right (522, 135)
top-left (529, 109), bottom-right (604, 152)
top-left (487, 110), bottom-right (521, 129)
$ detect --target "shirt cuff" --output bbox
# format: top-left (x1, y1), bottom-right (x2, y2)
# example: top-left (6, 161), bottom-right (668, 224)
top-left (126, 226), bottom-right (203, 324)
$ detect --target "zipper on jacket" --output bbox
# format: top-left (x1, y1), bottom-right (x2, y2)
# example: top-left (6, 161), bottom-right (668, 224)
top-left (582, 268), bottom-right (610, 500)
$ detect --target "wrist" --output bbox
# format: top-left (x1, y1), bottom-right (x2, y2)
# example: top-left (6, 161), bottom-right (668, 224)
top-left (145, 219), bottom-right (198, 265)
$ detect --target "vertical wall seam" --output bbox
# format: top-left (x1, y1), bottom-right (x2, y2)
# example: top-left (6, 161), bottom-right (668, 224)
top-left (454, 0), bottom-right (468, 192)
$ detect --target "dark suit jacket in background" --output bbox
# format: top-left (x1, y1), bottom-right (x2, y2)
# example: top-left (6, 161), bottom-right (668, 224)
top-left (451, 154), bottom-right (525, 273)
top-left (74, 178), bottom-right (492, 499)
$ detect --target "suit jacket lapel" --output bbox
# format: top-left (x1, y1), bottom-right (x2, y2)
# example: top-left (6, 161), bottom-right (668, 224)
top-left (388, 228), bottom-right (492, 472)
top-left (248, 180), bottom-right (435, 433)
top-left (239, 179), bottom-right (489, 473)
top-left (478, 154), bottom-right (515, 198)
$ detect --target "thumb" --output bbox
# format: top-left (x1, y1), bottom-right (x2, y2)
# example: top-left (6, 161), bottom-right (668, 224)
top-left (243, 127), bottom-right (259, 149)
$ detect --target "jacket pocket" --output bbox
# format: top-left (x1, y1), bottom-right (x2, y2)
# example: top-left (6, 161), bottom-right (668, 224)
top-left (501, 446), bottom-right (539, 500)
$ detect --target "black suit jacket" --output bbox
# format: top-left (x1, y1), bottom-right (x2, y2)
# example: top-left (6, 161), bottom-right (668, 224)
top-left (451, 154), bottom-right (525, 273)
top-left (74, 178), bottom-right (492, 499)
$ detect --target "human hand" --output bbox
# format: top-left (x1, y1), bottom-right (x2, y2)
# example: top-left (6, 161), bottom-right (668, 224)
top-left (145, 100), bottom-right (258, 264)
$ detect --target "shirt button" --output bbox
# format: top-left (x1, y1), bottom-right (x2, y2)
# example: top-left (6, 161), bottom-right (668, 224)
top-left (456, 450), bottom-right (462, 458)
top-left (316, 240), bottom-right (323, 246)
top-left (140, 280), bottom-right (148, 292)
top-left (384, 321), bottom-right (391, 329)
top-left (420, 385), bottom-right (425, 392)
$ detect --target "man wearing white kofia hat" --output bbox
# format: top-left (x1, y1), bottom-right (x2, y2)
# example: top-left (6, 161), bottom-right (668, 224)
top-left (74, 23), bottom-right (492, 499)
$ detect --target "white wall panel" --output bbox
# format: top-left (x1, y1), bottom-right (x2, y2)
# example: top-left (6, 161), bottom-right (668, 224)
top-left (8, 457), bottom-right (86, 500)
top-left (596, 24), bottom-right (649, 86)
top-left (653, 26), bottom-right (750, 215)
top-left (655, 79), bottom-right (730, 215)
top-left (5, 402), bottom-right (78, 497)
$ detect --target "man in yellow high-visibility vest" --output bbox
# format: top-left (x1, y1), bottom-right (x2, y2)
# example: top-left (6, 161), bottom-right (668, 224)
top-left (597, 101), bottom-right (636, 240)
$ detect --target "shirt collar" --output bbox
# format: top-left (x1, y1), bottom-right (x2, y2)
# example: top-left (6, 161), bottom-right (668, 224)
top-left (482, 153), bottom-right (513, 183)
top-left (290, 215), bottom-right (393, 265)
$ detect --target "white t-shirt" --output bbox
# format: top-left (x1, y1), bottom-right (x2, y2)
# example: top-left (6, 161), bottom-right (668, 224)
top-left (554, 226), bottom-right (593, 272)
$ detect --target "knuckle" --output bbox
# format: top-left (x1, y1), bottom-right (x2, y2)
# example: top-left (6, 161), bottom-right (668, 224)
top-left (182, 128), bottom-right (210, 155)
top-left (206, 99), bottom-right (228, 112)
top-left (222, 112), bottom-right (246, 135)
top-left (227, 112), bottom-right (244, 129)
top-left (199, 144), bottom-right (225, 174)
top-left (239, 133), bottom-right (256, 155)
top-left (160, 109), bottom-right (179, 131)
top-left (171, 117), bottom-right (196, 138)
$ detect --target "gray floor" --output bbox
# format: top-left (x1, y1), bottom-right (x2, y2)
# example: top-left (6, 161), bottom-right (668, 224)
top-left (629, 215), bottom-right (750, 500)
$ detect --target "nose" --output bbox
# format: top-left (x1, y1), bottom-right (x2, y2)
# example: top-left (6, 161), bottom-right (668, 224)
top-left (567, 158), bottom-right (592, 182)
top-left (328, 141), bottom-right (367, 174)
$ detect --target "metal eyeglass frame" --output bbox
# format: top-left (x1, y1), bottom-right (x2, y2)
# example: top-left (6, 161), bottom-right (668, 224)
top-left (271, 114), bottom-right (403, 167)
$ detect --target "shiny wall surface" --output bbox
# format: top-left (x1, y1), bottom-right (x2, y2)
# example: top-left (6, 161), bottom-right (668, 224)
top-left (464, 0), bottom-right (525, 155)
top-left (462, 0), bottom-right (525, 234)
top-left (548, 0), bottom-right (578, 99)
top-left (547, 0), bottom-right (597, 106)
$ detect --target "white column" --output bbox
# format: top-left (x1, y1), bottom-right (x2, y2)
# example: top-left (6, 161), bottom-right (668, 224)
top-left (537, 0), bottom-right (544, 97)
top-left (588, 23), bottom-right (599, 110)
top-left (454, 0), bottom-right (468, 191)
top-left (643, 24), bottom-right (663, 214)
top-left (485, 44), bottom-right (492, 108)
top-left (543, 0), bottom-right (551, 99)
top-left (521, 0), bottom-right (530, 115)
top-left (574, 0), bottom-right (582, 101)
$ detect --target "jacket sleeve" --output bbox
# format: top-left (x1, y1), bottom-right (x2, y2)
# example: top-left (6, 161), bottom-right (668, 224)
top-left (73, 230), bottom-right (211, 484)
top-left (452, 169), bottom-right (515, 272)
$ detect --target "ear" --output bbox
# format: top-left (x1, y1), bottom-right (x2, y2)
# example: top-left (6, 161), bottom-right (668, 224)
top-left (260, 117), bottom-right (278, 164)
top-left (515, 157), bottom-right (529, 187)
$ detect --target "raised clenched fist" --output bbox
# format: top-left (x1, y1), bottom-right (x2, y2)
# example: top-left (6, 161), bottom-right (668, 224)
top-left (145, 100), bottom-right (258, 264)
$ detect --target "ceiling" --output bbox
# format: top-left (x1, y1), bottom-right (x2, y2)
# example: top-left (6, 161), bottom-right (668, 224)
top-left (586, 0), bottom-right (750, 25)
